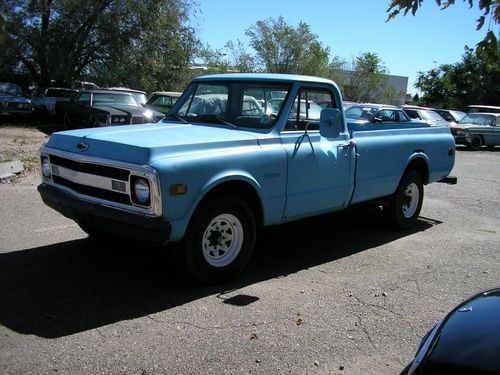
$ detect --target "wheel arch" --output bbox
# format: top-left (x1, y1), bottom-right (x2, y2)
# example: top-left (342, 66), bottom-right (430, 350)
top-left (404, 154), bottom-right (430, 185)
top-left (194, 178), bottom-right (264, 230)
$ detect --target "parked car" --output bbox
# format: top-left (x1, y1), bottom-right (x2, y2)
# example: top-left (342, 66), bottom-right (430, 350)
top-left (64, 90), bottom-right (164, 129)
top-left (402, 287), bottom-right (500, 375)
top-left (402, 106), bottom-right (449, 127)
top-left (432, 109), bottom-right (466, 125)
top-left (345, 104), bottom-right (429, 131)
top-left (144, 91), bottom-right (182, 114)
top-left (38, 73), bottom-right (456, 283)
top-left (467, 105), bottom-right (500, 114)
top-left (31, 87), bottom-right (78, 118)
top-left (0, 82), bottom-right (33, 117)
top-left (102, 87), bottom-right (148, 106)
top-left (450, 112), bottom-right (500, 150)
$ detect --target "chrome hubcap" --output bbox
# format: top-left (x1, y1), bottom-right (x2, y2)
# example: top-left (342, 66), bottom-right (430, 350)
top-left (202, 214), bottom-right (243, 267)
top-left (402, 182), bottom-right (419, 218)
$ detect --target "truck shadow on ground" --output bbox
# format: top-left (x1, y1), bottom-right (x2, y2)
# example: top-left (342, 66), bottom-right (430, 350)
top-left (0, 206), bottom-right (440, 338)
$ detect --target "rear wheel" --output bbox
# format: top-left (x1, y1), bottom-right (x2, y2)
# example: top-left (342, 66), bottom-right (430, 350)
top-left (384, 171), bottom-right (424, 229)
top-left (178, 195), bottom-right (257, 284)
top-left (469, 135), bottom-right (483, 150)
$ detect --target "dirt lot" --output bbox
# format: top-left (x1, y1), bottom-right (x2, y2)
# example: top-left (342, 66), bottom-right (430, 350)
top-left (0, 125), bottom-right (50, 178)
top-left (0, 124), bottom-right (499, 375)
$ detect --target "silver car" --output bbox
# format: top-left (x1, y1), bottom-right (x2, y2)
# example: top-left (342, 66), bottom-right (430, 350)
top-left (450, 113), bottom-right (500, 150)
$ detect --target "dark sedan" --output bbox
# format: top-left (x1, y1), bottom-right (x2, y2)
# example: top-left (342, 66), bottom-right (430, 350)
top-left (64, 90), bottom-right (164, 129)
top-left (0, 82), bottom-right (33, 117)
top-left (402, 287), bottom-right (500, 375)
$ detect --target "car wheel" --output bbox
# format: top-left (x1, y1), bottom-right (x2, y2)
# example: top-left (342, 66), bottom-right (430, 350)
top-left (384, 171), bottom-right (424, 229)
top-left (179, 195), bottom-right (257, 284)
top-left (469, 135), bottom-right (483, 150)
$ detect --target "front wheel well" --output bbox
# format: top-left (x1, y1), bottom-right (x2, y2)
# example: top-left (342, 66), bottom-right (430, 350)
top-left (404, 157), bottom-right (429, 184)
top-left (194, 180), bottom-right (264, 228)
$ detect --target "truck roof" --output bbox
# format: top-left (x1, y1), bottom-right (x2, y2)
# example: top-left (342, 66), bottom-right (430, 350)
top-left (193, 73), bottom-right (337, 86)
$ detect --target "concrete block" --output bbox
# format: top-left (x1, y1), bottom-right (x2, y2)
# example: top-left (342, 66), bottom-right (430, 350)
top-left (0, 160), bottom-right (24, 175)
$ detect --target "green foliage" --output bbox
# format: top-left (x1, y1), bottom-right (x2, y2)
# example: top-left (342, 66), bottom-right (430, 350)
top-left (244, 16), bottom-right (330, 75)
top-left (387, 0), bottom-right (499, 68)
top-left (0, 0), bottom-right (199, 91)
top-left (415, 47), bottom-right (499, 109)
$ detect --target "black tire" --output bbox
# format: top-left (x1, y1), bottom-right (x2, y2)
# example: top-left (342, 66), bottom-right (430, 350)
top-left (469, 135), bottom-right (483, 150)
top-left (178, 195), bottom-right (257, 284)
top-left (384, 171), bottom-right (424, 229)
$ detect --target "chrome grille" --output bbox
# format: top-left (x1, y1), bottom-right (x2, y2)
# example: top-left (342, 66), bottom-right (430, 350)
top-left (41, 148), bottom-right (162, 217)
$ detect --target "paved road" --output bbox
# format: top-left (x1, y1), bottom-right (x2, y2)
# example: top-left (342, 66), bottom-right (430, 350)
top-left (1, 147), bottom-right (499, 375)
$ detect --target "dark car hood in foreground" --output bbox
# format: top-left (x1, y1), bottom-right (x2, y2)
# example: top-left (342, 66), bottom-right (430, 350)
top-left (411, 288), bottom-right (500, 375)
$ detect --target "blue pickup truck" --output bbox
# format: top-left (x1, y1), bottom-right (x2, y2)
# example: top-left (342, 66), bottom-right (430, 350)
top-left (38, 74), bottom-right (456, 283)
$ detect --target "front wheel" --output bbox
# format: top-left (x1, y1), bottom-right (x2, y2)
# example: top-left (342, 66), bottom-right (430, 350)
top-left (384, 171), bottom-right (424, 229)
top-left (469, 135), bottom-right (483, 150)
top-left (179, 195), bottom-right (257, 284)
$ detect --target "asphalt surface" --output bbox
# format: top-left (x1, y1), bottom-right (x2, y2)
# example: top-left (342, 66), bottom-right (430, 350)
top-left (0, 147), bottom-right (499, 375)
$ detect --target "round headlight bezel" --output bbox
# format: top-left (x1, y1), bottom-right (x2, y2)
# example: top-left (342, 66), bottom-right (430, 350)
top-left (41, 155), bottom-right (51, 179)
top-left (132, 177), bottom-right (151, 206)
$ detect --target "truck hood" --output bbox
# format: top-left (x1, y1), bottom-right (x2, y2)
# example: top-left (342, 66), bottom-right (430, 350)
top-left (44, 122), bottom-right (261, 164)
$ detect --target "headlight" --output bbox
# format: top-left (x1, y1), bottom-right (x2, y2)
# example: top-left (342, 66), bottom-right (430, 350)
top-left (132, 178), bottom-right (150, 205)
top-left (144, 109), bottom-right (153, 119)
top-left (41, 155), bottom-right (51, 178)
top-left (111, 115), bottom-right (128, 124)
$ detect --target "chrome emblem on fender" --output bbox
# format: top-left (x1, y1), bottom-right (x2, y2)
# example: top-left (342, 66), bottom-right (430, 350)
top-left (76, 142), bottom-right (89, 152)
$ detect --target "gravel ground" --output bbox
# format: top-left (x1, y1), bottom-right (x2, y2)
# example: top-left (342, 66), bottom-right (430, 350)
top-left (0, 125), bottom-right (50, 177)
top-left (0, 125), bottom-right (499, 375)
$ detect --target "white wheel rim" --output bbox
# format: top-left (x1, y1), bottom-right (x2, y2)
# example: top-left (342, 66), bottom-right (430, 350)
top-left (402, 182), bottom-right (419, 218)
top-left (202, 214), bottom-right (243, 267)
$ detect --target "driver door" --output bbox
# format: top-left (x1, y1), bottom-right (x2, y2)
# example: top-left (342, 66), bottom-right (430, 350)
top-left (281, 88), bottom-right (355, 220)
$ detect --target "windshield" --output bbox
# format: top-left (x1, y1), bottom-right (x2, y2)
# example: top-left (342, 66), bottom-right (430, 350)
top-left (345, 106), bottom-right (378, 120)
top-left (420, 110), bottom-right (446, 122)
top-left (0, 83), bottom-right (22, 95)
top-left (459, 114), bottom-right (495, 125)
top-left (132, 93), bottom-right (147, 105)
top-left (93, 93), bottom-right (139, 106)
top-left (171, 82), bottom-right (291, 128)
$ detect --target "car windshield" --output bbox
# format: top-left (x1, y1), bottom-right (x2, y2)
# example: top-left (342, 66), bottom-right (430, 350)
top-left (93, 93), bottom-right (139, 106)
top-left (459, 114), bottom-right (496, 125)
top-left (420, 110), bottom-right (445, 121)
top-left (172, 82), bottom-right (291, 128)
top-left (0, 83), bottom-right (22, 95)
top-left (45, 89), bottom-right (76, 98)
top-left (345, 106), bottom-right (378, 120)
top-left (132, 93), bottom-right (147, 105)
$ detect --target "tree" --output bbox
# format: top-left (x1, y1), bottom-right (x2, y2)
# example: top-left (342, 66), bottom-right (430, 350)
top-left (0, 0), bottom-right (198, 91)
top-left (387, 0), bottom-right (499, 70)
top-left (415, 47), bottom-right (499, 109)
top-left (342, 52), bottom-right (393, 103)
top-left (245, 16), bottom-right (330, 75)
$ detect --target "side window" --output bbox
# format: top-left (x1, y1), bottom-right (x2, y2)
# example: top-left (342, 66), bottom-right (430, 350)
top-left (377, 110), bottom-right (396, 122)
top-left (405, 110), bottom-right (420, 120)
top-left (496, 117), bottom-right (500, 126)
top-left (285, 88), bottom-right (335, 131)
top-left (77, 93), bottom-right (90, 105)
top-left (397, 110), bottom-right (410, 122)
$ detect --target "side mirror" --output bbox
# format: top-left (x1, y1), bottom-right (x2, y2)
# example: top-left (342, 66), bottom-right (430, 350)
top-left (319, 108), bottom-right (343, 138)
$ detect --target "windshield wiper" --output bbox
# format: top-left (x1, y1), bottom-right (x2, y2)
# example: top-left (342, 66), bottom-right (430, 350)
top-left (192, 114), bottom-right (237, 128)
top-left (165, 114), bottom-right (187, 123)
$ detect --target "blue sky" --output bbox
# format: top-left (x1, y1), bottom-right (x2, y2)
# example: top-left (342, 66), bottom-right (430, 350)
top-left (192, 0), bottom-right (496, 94)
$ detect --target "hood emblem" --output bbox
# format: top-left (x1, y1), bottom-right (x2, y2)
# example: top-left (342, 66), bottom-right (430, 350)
top-left (76, 142), bottom-right (89, 152)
